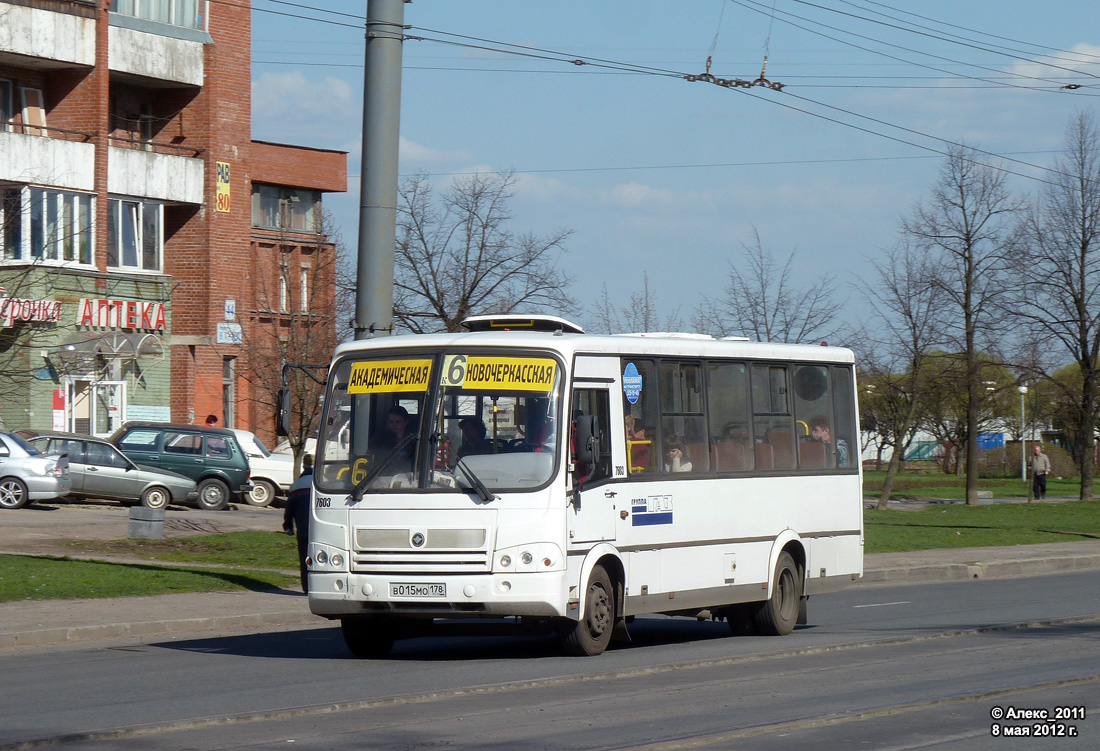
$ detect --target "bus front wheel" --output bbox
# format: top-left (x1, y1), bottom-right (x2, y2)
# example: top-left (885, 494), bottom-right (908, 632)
top-left (560, 565), bottom-right (615, 656)
top-left (754, 551), bottom-right (802, 636)
top-left (341, 617), bottom-right (396, 658)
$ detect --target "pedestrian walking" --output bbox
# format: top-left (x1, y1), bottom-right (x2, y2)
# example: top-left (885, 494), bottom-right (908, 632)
top-left (1029, 444), bottom-right (1051, 500)
top-left (283, 454), bottom-right (313, 593)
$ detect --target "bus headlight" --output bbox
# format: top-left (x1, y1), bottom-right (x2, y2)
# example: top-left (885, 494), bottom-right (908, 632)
top-left (521, 552), bottom-right (533, 565)
top-left (331, 553), bottom-right (344, 568)
top-left (316, 550), bottom-right (328, 565)
top-left (499, 555), bottom-right (512, 568)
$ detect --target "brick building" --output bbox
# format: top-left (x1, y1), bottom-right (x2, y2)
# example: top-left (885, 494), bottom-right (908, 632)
top-left (0, 0), bottom-right (346, 443)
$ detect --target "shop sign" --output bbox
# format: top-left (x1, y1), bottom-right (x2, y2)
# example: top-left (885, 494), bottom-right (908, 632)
top-left (78, 298), bottom-right (167, 331)
top-left (0, 288), bottom-right (63, 329)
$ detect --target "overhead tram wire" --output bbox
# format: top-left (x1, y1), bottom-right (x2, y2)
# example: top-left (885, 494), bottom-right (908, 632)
top-left (845, 0), bottom-right (1100, 64)
top-left (836, 0), bottom-right (1100, 69)
top-left (398, 32), bottom-right (1068, 185)
top-left (729, 0), bottom-right (1080, 90)
top-left (241, 8), bottom-right (1072, 184)
top-left (204, 0), bottom-right (364, 30)
top-left (773, 0), bottom-right (1100, 81)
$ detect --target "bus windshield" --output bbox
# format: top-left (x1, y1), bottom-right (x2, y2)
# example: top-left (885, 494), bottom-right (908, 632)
top-left (315, 351), bottom-right (563, 495)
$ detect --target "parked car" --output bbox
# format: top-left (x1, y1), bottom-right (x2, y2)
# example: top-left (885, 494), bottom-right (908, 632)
top-left (232, 429), bottom-right (293, 507)
top-left (271, 437), bottom-right (317, 457)
top-left (0, 431), bottom-right (71, 510)
top-left (109, 423), bottom-right (252, 511)
top-left (25, 432), bottom-right (198, 510)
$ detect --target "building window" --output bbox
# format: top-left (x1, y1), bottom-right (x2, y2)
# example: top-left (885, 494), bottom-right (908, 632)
top-left (16, 188), bottom-right (95, 265)
top-left (222, 356), bottom-right (236, 429)
top-left (1, 188), bottom-right (22, 261)
top-left (251, 185), bottom-right (319, 232)
top-left (0, 79), bottom-right (13, 133)
top-left (300, 264), bottom-right (310, 312)
top-left (110, 1), bottom-right (203, 30)
top-left (107, 198), bottom-right (162, 272)
top-left (279, 264), bottom-right (289, 313)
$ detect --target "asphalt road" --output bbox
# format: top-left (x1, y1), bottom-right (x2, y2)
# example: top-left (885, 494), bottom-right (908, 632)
top-left (3, 571), bottom-right (1099, 750)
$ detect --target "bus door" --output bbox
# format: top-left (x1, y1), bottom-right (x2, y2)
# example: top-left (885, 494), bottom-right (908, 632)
top-left (567, 357), bottom-right (619, 544)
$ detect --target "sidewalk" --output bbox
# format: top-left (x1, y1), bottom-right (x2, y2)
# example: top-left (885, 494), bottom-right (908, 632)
top-left (5, 540), bottom-right (1100, 650)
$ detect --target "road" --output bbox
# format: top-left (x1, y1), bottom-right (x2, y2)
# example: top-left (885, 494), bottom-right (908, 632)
top-left (3, 572), bottom-right (1099, 750)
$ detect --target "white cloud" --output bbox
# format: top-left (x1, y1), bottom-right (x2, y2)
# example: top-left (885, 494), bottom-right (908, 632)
top-left (251, 72), bottom-right (357, 123)
top-left (398, 137), bottom-right (474, 165)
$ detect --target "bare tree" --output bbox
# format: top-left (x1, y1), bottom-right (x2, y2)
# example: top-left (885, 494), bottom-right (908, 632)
top-left (587, 272), bottom-right (684, 334)
top-left (1010, 111), bottom-right (1100, 499)
top-left (695, 227), bottom-right (842, 343)
top-left (902, 145), bottom-right (1024, 504)
top-left (241, 210), bottom-right (343, 474)
top-left (857, 243), bottom-right (946, 508)
top-left (392, 171), bottom-right (575, 333)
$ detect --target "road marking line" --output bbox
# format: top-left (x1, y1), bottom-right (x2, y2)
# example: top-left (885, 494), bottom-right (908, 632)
top-left (854, 601), bottom-right (912, 609)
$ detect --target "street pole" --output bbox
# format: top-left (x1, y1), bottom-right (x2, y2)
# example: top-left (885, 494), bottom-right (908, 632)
top-left (1018, 385), bottom-right (1028, 482)
top-left (355, 0), bottom-right (405, 340)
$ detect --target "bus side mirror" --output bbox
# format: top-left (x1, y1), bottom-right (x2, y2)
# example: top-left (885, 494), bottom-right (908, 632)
top-left (574, 415), bottom-right (600, 465)
top-left (276, 389), bottom-right (291, 437)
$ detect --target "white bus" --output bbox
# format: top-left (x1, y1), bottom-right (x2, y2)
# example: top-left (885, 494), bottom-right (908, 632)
top-left (303, 315), bottom-right (863, 656)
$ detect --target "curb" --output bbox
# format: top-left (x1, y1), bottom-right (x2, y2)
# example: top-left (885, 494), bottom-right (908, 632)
top-left (0, 610), bottom-right (320, 650)
top-left (859, 553), bottom-right (1100, 585)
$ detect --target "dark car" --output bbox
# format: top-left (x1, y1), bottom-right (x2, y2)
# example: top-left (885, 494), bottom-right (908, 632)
top-left (109, 423), bottom-right (252, 511)
top-left (26, 432), bottom-right (198, 509)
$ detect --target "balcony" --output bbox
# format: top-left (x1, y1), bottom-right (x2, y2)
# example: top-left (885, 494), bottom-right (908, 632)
top-left (0, 2), bottom-right (96, 69)
top-left (0, 128), bottom-right (95, 191)
top-left (108, 143), bottom-right (203, 204)
top-left (108, 23), bottom-right (203, 87)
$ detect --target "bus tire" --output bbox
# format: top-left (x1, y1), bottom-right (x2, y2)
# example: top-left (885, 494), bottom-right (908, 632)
top-left (560, 565), bottom-right (615, 656)
top-left (754, 551), bottom-right (802, 636)
top-left (341, 617), bottom-right (395, 658)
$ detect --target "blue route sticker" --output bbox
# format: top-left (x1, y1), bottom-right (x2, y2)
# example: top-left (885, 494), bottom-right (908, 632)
top-left (623, 362), bottom-right (642, 404)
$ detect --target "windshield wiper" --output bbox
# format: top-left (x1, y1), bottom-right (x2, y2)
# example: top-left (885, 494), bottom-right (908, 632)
top-left (350, 433), bottom-right (417, 502)
top-left (454, 457), bottom-right (497, 503)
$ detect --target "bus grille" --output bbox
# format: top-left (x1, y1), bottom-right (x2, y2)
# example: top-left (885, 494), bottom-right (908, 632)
top-left (352, 527), bottom-right (490, 574)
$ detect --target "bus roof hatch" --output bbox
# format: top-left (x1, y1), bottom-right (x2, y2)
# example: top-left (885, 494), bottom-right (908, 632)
top-left (462, 314), bottom-right (585, 334)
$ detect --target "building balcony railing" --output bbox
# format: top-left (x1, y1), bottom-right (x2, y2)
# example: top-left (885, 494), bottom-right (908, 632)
top-left (0, 128), bottom-right (95, 192)
top-left (0, 2), bottom-right (96, 67)
top-left (108, 134), bottom-right (204, 159)
top-left (108, 143), bottom-right (204, 205)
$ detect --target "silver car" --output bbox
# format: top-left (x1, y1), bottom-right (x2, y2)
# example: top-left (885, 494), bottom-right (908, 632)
top-left (0, 431), bottom-right (71, 510)
top-left (27, 433), bottom-right (198, 510)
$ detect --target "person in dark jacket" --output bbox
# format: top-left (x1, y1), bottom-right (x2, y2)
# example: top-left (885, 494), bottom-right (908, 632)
top-left (283, 454), bottom-right (313, 593)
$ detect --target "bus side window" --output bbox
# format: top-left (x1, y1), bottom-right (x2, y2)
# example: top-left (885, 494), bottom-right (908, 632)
top-left (572, 388), bottom-right (611, 483)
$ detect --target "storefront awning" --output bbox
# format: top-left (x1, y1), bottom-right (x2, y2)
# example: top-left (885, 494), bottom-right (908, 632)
top-left (50, 332), bottom-right (164, 361)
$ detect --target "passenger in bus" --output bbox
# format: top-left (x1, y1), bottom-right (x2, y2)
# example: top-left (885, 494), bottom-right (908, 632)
top-left (456, 417), bottom-right (493, 460)
top-left (810, 415), bottom-right (849, 468)
top-left (625, 413), bottom-right (651, 471)
top-left (663, 435), bottom-right (693, 473)
top-left (371, 405), bottom-right (417, 470)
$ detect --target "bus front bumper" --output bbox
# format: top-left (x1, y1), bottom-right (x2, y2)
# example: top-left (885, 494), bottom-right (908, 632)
top-left (307, 570), bottom-right (568, 619)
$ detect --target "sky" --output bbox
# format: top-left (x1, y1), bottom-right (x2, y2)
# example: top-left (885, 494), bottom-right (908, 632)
top-left (249, 0), bottom-right (1100, 337)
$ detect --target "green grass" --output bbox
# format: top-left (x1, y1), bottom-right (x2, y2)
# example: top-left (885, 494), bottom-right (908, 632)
top-left (864, 500), bottom-right (1100, 553)
top-left (862, 470), bottom-right (1082, 501)
top-left (61, 531), bottom-right (298, 569)
top-left (0, 555), bottom-right (297, 602)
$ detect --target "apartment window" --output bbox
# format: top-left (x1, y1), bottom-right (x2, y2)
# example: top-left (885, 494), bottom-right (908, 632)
top-left (279, 264), bottom-right (289, 313)
top-left (110, 1), bottom-right (203, 30)
top-left (300, 264), bottom-right (310, 312)
top-left (2, 188), bottom-right (23, 260)
top-left (24, 188), bottom-right (94, 265)
top-left (0, 79), bottom-right (12, 132)
top-left (107, 198), bottom-right (162, 272)
top-left (251, 185), bottom-right (319, 232)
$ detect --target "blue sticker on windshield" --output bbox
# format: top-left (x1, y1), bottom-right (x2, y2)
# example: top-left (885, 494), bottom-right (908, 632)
top-left (623, 362), bottom-right (642, 404)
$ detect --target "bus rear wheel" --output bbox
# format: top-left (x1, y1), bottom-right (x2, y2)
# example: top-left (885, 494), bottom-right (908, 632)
top-left (341, 617), bottom-right (396, 658)
top-left (754, 551), bottom-right (802, 636)
top-left (560, 565), bottom-right (615, 656)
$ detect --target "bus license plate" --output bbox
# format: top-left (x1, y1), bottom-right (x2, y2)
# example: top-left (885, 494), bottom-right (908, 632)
top-left (390, 582), bottom-right (446, 598)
